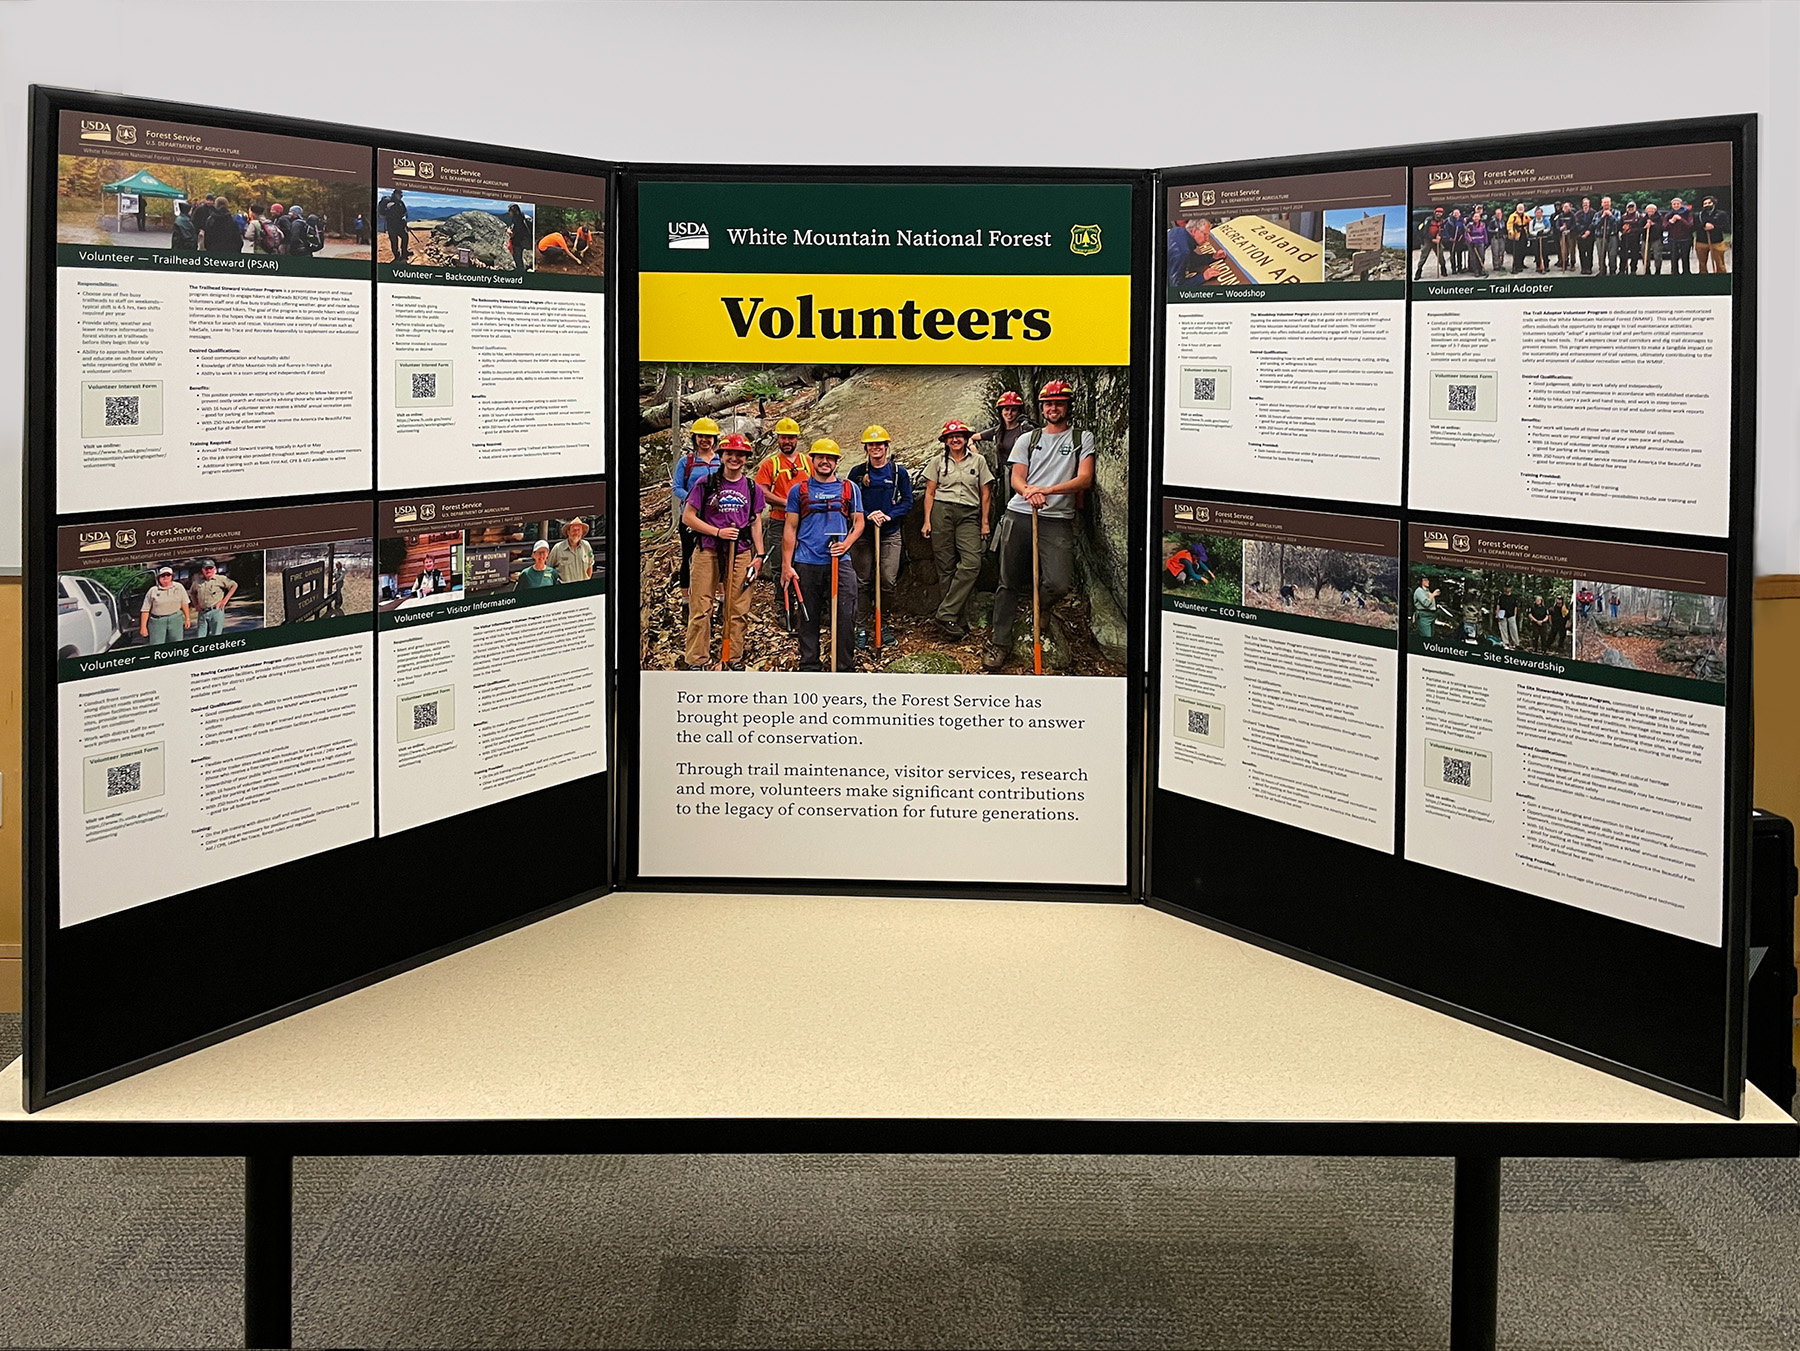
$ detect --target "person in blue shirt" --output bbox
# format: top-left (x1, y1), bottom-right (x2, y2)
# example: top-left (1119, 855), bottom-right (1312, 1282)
top-left (783, 439), bottom-right (864, 672)
top-left (1166, 219), bottom-right (1193, 289)
top-left (847, 425), bottom-right (912, 646)
top-left (671, 416), bottom-right (722, 596)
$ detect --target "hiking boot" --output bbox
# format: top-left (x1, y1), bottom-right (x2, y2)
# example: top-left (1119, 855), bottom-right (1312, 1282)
top-left (855, 627), bottom-right (869, 651)
top-left (938, 618), bottom-right (967, 641)
top-left (723, 660), bottom-right (745, 672)
top-left (982, 644), bottom-right (1007, 672)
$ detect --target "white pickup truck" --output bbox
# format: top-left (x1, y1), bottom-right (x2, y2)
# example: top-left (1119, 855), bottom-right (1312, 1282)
top-left (57, 574), bottom-right (122, 658)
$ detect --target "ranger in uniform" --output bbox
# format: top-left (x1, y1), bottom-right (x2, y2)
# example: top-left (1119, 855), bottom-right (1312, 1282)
top-left (140, 566), bottom-right (192, 645)
top-left (190, 558), bottom-right (238, 638)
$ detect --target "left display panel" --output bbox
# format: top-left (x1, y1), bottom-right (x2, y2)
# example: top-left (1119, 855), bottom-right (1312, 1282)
top-left (26, 89), bottom-right (618, 1108)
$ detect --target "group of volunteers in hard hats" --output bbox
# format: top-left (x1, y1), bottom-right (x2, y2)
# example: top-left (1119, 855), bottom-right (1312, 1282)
top-left (670, 378), bottom-right (1096, 674)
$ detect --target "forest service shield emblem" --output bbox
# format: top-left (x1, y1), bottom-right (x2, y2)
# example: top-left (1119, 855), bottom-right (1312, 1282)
top-left (1070, 224), bottom-right (1102, 256)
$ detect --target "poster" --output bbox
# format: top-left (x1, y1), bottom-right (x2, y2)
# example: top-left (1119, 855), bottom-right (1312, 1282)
top-left (634, 179), bottom-right (1134, 887)
top-left (1407, 142), bottom-right (1734, 534)
top-left (1403, 525), bottom-right (1728, 944)
top-left (377, 481), bottom-right (608, 835)
top-left (55, 501), bottom-right (376, 925)
top-left (1158, 497), bottom-right (1400, 852)
top-left (52, 111), bottom-right (373, 513)
top-left (1162, 168), bottom-right (1408, 504)
top-left (375, 151), bottom-right (606, 490)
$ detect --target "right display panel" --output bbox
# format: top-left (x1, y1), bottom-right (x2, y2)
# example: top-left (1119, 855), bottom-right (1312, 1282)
top-left (1150, 119), bottom-right (1753, 1113)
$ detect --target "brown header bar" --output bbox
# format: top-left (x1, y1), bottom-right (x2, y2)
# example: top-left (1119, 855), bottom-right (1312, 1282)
top-left (1407, 524), bottom-right (1728, 595)
top-left (57, 501), bottom-right (372, 570)
top-left (377, 150), bottom-right (605, 211)
top-left (379, 480), bottom-right (607, 536)
top-left (1164, 498), bottom-right (1399, 557)
top-left (1413, 141), bottom-right (1731, 201)
top-left (58, 110), bottom-right (368, 180)
top-left (1169, 166), bottom-right (1406, 221)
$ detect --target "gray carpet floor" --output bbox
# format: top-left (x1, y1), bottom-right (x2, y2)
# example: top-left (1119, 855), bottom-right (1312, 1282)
top-left (0, 1013), bottom-right (1796, 1350)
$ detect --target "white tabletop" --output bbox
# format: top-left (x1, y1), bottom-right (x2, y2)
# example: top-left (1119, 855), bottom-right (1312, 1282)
top-left (2, 892), bottom-right (1793, 1137)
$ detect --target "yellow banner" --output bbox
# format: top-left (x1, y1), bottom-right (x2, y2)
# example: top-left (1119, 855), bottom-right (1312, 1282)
top-left (639, 272), bottom-right (1132, 365)
top-left (1212, 215), bottom-right (1323, 285)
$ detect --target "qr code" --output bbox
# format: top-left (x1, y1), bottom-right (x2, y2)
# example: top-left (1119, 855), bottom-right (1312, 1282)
top-left (1192, 376), bottom-right (1217, 403)
top-left (1447, 384), bottom-right (1478, 413)
top-left (411, 372), bottom-right (437, 400)
top-left (106, 761), bottom-right (142, 797)
top-left (1187, 708), bottom-right (1211, 737)
top-left (412, 701), bottom-right (438, 731)
top-left (1442, 755), bottom-right (1473, 788)
top-left (104, 395), bottom-right (140, 427)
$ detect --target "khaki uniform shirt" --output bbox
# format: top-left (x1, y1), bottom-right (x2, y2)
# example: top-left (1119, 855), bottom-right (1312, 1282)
top-left (548, 538), bottom-right (593, 583)
top-left (142, 582), bottom-right (189, 616)
top-left (924, 448), bottom-right (993, 509)
top-left (192, 577), bottom-right (232, 610)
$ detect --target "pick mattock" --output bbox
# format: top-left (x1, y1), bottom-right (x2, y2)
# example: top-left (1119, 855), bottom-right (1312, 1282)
top-left (829, 531), bottom-right (844, 672)
top-left (1031, 503), bottom-right (1043, 675)
top-left (873, 528), bottom-right (883, 652)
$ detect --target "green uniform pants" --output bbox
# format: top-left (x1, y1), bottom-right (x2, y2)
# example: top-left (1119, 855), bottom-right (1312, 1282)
top-left (146, 611), bottom-right (184, 644)
top-left (930, 500), bottom-right (984, 627)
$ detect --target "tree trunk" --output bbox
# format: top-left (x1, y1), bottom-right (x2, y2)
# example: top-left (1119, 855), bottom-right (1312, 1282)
top-left (657, 365), bottom-right (682, 439)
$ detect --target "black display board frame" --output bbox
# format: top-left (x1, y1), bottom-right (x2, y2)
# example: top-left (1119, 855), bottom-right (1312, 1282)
top-left (612, 164), bottom-right (1153, 904)
top-left (1147, 115), bottom-right (1757, 1116)
top-left (23, 86), bottom-right (620, 1110)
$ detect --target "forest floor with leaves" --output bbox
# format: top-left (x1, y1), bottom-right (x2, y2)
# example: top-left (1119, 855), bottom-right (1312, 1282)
top-left (1242, 586), bottom-right (1399, 629)
top-left (1576, 619), bottom-right (1724, 678)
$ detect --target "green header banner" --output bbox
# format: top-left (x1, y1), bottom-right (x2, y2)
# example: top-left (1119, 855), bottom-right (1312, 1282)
top-left (377, 575), bottom-right (607, 633)
top-left (638, 180), bottom-right (1134, 276)
top-left (1163, 593), bottom-right (1398, 651)
top-left (58, 243), bottom-right (368, 282)
top-left (1408, 632), bottom-right (1724, 705)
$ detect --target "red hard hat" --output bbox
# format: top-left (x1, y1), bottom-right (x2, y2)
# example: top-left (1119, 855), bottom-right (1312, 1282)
top-left (1037, 379), bottom-right (1076, 400)
top-left (939, 420), bottom-right (973, 441)
top-left (995, 391), bottom-right (1025, 408)
top-left (717, 433), bottom-right (753, 453)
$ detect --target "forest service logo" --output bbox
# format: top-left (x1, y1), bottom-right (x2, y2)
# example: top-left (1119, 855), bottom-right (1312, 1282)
top-left (115, 530), bottom-right (136, 548)
top-left (1070, 224), bottom-right (1101, 256)
top-left (116, 125), bottom-right (137, 146)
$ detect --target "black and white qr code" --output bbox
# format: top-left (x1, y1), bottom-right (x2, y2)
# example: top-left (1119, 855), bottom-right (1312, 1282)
top-left (1187, 708), bottom-right (1210, 737)
top-left (106, 761), bottom-right (142, 798)
top-left (1192, 376), bottom-right (1217, 403)
top-left (1447, 384), bottom-right (1478, 413)
top-left (104, 395), bottom-right (140, 427)
top-left (1442, 755), bottom-right (1473, 788)
top-left (412, 701), bottom-right (439, 732)
top-left (410, 372), bottom-right (437, 400)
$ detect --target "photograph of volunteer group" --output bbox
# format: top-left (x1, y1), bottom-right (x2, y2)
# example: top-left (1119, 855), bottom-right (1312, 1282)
top-left (1166, 202), bottom-right (1409, 287)
top-left (1409, 564), bottom-right (1726, 683)
top-left (1409, 186), bottom-right (1732, 280)
top-left (639, 365), bottom-right (1132, 676)
top-left (377, 515), bottom-right (602, 611)
top-left (1161, 530), bottom-right (1400, 630)
top-left (374, 186), bottom-right (602, 276)
top-left (57, 540), bottom-right (375, 659)
top-left (55, 154), bottom-right (369, 259)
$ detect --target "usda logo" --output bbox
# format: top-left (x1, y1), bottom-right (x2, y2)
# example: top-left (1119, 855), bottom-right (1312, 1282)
top-left (668, 221), bottom-right (710, 251)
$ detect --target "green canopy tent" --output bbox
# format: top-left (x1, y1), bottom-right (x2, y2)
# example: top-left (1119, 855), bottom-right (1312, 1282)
top-left (99, 169), bottom-right (182, 233)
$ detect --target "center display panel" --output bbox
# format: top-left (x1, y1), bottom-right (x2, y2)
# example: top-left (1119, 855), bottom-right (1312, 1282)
top-left (621, 172), bottom-right (1148, 893)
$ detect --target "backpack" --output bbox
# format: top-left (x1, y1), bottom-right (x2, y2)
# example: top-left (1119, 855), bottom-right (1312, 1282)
top-left (796, 479), bottom-right (853, 526)
top-left (258, 219), bottom-right (285, 254)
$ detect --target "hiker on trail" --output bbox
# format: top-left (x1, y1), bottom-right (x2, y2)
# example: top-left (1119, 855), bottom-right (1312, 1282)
top-left (171, 200), bottom-right (199, 252)
top-left (548, 517), bottom-right (594, 583)
top-left (684, 434), bottom-right (766, 671)
top-left (984, 380), bottom-right (1094, 672)
top-left (506, 204), bottom-right (529, 270)
top-left (201, 196), bottom-right (243, 254)
top-left (972, 390), bottom-right (1035, 509)
top-left (753, 417), bottom-right (812, 557)
top-left (247, 205), bottom-right (284, 255)
top-left (671, 417), bottom-right (722, 597)
top-left (847, 425), bottom-right (913, 646)
top-left (380, 187), bottom-right (409, 262)
top-left (921, 419), bottom-right (993, 641)
top-left (354, 212), bottom-right (367, 246)
top-left (782, 440), bottom-right (863, 673)
top-left (515, 539), bottom-right (558, 590)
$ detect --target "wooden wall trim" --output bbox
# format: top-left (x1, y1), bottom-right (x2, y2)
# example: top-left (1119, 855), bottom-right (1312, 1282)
top-left (1754, 575), bottom-right (1800, 600)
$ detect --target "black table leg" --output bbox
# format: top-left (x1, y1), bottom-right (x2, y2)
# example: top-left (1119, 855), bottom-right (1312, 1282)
top-left (245, 1153), bottom-right (293, 1349)
top-left (1450, 1155), bottom-right (1501, 1351)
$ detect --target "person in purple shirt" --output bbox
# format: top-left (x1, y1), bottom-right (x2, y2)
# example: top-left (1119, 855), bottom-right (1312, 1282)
top-left (1463, 210), bottom-right (1489, 277)
top-left (682, 433), bottom-right (765, 670)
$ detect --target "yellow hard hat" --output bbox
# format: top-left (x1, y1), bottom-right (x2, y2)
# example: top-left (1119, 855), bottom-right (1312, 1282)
top-left (809, 438), bottom-right (841, 458)
top-left (861, 424), bottom-right (891, 444)
top-left (773, 417), bottom-right (801, 436)
top-left (690, 416), bottom-right (720, 437)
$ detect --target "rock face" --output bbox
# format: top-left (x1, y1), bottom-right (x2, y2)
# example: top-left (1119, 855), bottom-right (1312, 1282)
top-left (1600, 645), bottom-right (1638, 668)
top-left (431, 210), bottom-right (516, 268)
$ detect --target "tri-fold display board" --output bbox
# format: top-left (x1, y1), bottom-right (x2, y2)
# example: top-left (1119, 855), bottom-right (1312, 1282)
top-left (22, 86), bottom-right (1757, 1119)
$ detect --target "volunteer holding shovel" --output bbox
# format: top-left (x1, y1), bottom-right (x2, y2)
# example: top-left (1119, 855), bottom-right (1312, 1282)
top-left (848, 424), bottom-right (912, 652)
top-left (782, 439), bottom-right (863, 673)
top-left (984, 380), bottom-right (1095, 673)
